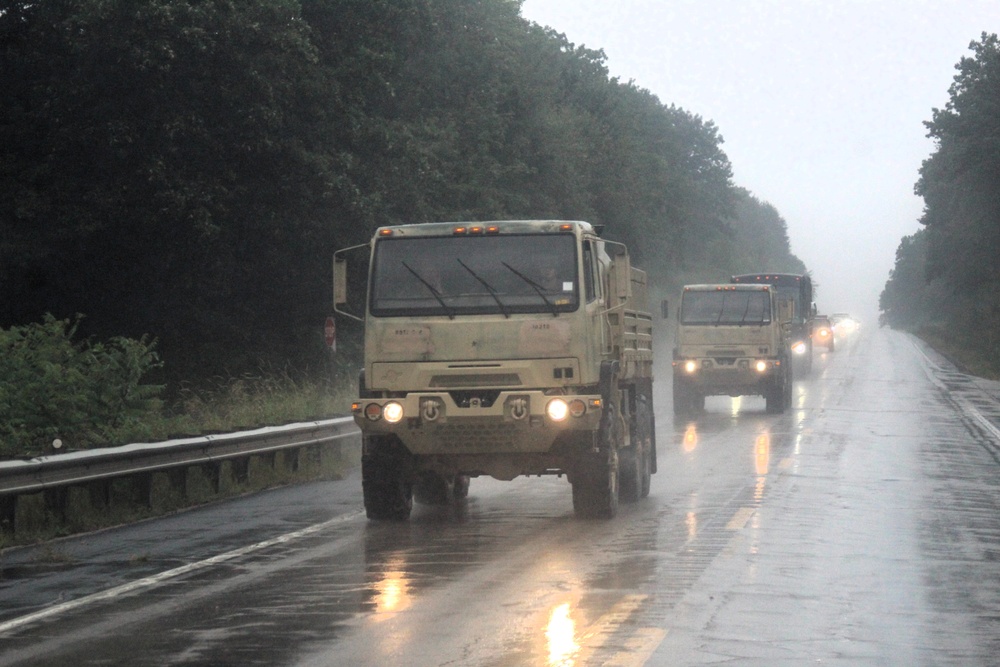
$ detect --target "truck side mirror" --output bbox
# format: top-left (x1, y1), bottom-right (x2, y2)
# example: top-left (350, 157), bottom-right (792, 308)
top-left (661, 300), bottom-right (669, 318)
top-left (333, 255), bottom-right (348, 306)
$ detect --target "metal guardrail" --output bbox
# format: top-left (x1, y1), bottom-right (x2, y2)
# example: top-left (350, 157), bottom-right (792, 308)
top-left (0, 418), bottom-right (361, 532)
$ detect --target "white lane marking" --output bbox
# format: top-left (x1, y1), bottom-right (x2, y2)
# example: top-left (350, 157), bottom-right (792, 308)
top-left (603, 627), bottom-right (669, 666)
top-left (725, 506), bottom-right (755, 530)
top-left (0, 510), bottom-right (363, 635)
top-left (909, 337), bottom-right (1000, 442)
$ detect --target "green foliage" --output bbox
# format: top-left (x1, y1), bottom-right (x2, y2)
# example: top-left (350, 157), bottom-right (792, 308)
top-left (0, 316), bottom-right (165, 458)
top-left (1, 0), bottom-right (807, 391)
top-left (883, 33), bottom-right (1000, 373)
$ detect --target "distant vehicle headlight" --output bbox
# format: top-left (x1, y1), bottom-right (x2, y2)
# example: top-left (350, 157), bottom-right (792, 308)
top-left (383, 401), bottom-right (404, 424)
top-left (791, 341), bottom-right (807, 355)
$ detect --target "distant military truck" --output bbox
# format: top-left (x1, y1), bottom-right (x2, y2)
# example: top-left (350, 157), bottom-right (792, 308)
top-left (672, 283), bottom-right (793, 415)
top-left (334, 220), bottom-right (656, 520)
top-left (731, 273), bottom-right (814, 375)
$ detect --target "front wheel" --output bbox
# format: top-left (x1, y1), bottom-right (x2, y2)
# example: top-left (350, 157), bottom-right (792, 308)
top-left (362, 435), bottom-right (413, 520)
top-left (572, 448), bottom-right (619, 519)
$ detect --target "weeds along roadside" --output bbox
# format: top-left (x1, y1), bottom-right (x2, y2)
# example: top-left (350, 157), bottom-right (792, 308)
top-left (0, 373), bottom-right (360, 550)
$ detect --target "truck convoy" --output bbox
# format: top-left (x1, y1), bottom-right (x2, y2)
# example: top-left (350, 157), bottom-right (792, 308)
top-left (731, 273), bottom-right (814, 375)
top-left (334, 220), bottom-right (656, 520)
top-left (672, 283), bottom-right (793, 415)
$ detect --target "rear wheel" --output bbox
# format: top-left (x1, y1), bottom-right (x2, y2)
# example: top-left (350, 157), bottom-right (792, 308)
top-left (362, 435), bottom-right (413, 520)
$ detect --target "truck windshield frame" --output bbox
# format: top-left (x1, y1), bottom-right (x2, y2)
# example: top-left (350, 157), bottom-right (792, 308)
top-left (680, 290), bottom-right (772, 325)
top-left (369, 234), bottom-right (579, 318)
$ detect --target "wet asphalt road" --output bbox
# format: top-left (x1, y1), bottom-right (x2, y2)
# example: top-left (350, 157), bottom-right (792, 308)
top-left (2, 328), bottom-right (1000, 666)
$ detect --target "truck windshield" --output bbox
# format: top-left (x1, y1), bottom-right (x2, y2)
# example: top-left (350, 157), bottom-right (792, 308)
top-left (370, 234), bottom-right (579, 317)
top-left (681, 290), bottom-right (771, 325)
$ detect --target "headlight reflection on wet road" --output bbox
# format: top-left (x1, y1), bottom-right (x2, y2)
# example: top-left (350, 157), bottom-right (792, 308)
top-left (545, 602), bottom-right (579, 667)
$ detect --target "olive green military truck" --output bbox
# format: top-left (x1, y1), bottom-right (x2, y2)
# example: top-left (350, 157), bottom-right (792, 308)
top-left (334, 220), bottom-right (656, 520)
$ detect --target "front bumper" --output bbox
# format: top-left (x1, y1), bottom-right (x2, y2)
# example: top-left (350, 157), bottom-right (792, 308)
top-left (672, 357), bottom-right (782, 395)
top-left (352, 390), bottom-right (603, 455)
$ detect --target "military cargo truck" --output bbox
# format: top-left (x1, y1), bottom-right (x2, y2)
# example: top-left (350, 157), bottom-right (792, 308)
top-left (334, 220), bottom-right (656, 520)
top-left (731, 273), bottom-right (814, 375)
top-left (672, 283), bottom-right (793, 415)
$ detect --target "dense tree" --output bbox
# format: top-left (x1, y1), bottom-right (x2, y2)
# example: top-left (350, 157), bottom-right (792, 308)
top-left (882, 33), bottom-right (1000, 372)
top-left (1, 0), bottom-right (806, 388)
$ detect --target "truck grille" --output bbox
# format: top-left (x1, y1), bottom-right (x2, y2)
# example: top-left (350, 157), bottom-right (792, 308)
top-left (429, 374), bottom-right (521, 388)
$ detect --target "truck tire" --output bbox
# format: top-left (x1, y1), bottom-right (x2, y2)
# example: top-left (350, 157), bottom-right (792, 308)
top-left (638, 395), bottom-right (654, 498)
top-left (765, 358), bottom-right (792, 414)
top-left (573, 375), bottom-right (622, 519)
top-left (362, 435), bottom-right (413, 520)
top-left (621, 394), bottom-right (653, 502)
top-left (572, 448), bottom-right (619, 519)
top-left (765, 383), bottom-right (784, 414)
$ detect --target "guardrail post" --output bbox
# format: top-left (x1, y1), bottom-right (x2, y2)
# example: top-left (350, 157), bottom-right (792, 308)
top-left (203, 463), bottom-right (221, 494)
top-left (231, 457), bottom-right (250, 485)
top-left (89, 480), bottom-right (112, 509)
top-left (283, 448), bottom-right (300, 473)
top-left (168, 468), bottom-right (188, 499)
top-left (44, 487), bottom-right (69, 521)
top-left (1, 494), bottom-right (16, 533)
top-left (260, 452), bottom-right (277, 470)
top-left (130, 473), bottom-right (153, 508)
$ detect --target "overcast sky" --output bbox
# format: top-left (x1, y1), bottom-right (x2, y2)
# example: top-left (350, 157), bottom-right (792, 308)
top-left (519, 0), bottom-right (998, 323)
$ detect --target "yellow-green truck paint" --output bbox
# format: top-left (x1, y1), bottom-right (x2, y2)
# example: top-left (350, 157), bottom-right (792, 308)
top-left (334, 220), bottom-right (656, 519)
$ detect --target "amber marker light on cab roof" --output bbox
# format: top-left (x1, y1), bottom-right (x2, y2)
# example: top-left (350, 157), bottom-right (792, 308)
top-left (486, 225), bottom-right (500, 234)
top-left (559, 223), bottom-right (573, 231)
top-left (378, 229), bottom-right (393, 237)
top-left (452, 226), bottom-right (467, 235)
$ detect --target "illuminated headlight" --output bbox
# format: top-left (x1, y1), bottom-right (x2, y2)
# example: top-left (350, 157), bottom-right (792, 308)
top-left (791, 341), bottom-right (807, 355)
top-left (684, 360), bottom-right (698, 374)
top-left (383, 401), bottom-right (404, 424)
top-left (754, 360), bottom-right (769, 373)
top-left (546, 398), bottom-right (570, 422)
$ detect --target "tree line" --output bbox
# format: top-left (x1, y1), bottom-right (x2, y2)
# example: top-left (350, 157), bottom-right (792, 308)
top-left (880, 33), bottom-right (1000, 375)
top-left (1, 0), bottom-right (806, 391)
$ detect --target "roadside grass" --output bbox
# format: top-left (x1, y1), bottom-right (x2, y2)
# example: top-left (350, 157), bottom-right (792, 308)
top-left (917, 326), bottom-right (1000, 381)
top-left (0, 374), bottom-right (361, 551)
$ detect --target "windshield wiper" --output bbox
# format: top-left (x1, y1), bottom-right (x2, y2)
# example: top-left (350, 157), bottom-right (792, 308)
top-left (401, 261), bottom-right (455, 319)
top-left (457, 259), bottom-right (510, 318)
top-left (739, 297), bottom-right (756, 325)
top-left (715, 293), bottom-right (729, 326)
top-left (501, 261), bottom-right (559, 317)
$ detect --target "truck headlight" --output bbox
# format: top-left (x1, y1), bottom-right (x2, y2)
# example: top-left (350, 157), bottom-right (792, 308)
top-left (546, 398), bottom-right (569, 422)
top-left (383, 401), bottom-right (404, 423)
top-left (755, 360), bottom-right (769, 373)
top-left (791, 341), bottom-right (807, 355)
top-left (684, 360), bottom-right (698, 374)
